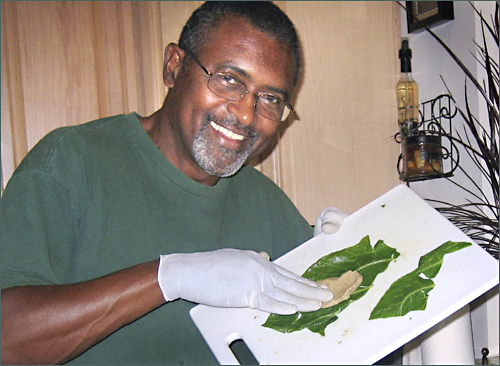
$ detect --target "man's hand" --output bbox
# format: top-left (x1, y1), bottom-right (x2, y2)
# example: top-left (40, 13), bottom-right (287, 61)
top-left (314, 207), bottom-right (349, 236)
top-left (157, 249), bottom-right (333, 315)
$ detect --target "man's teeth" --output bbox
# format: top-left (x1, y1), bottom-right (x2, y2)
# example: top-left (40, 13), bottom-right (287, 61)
top-left (210, 121), bottom-right (245, 141)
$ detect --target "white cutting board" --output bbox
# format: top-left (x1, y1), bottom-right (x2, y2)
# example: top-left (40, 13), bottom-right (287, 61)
top-left (190, 184), bottom-right (499, 364)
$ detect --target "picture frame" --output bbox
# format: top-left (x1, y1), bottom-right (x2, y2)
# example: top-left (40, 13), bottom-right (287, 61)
top-left (406, 1), bottom-right (454, 34)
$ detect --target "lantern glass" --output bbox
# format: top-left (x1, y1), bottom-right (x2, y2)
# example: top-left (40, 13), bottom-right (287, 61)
top-left (400, 135), bottom-right (443, 181)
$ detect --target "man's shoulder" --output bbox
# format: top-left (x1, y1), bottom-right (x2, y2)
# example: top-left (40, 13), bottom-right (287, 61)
top-left (42, 113), bottom-right (137, 140)
top-left (15, 114), bottom-right (137, 173)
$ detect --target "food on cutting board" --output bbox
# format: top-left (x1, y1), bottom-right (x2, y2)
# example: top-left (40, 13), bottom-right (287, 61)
top-left (318, 271), bottom-right (363, 308)
top-left (370, 240), bottom-right (472, 319)
top-left (263, 236), bottom-right (400, 336)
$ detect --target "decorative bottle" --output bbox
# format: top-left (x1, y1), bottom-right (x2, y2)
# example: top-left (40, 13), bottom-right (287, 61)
top-left (396, 37), bottom-right (419, 135)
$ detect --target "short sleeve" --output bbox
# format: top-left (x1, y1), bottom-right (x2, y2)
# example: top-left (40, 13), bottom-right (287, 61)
top-left (1, 170), bottom-right (80, 288)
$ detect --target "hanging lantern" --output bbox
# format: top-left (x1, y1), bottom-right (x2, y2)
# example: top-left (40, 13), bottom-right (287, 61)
top-left (399, 134), bottom-right (443, 181)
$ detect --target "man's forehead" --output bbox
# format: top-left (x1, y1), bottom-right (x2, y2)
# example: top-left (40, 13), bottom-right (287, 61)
top-left (195, 16), bottom-right (295, 83)
top-left (198, 15), bottom-right (290, 59)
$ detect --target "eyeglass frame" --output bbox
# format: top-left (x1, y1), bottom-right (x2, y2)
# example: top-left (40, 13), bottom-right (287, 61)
top-left (184, 49), bottom-right (296, 122)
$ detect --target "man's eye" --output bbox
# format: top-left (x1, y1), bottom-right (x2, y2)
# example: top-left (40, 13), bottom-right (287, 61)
top-left (219, 74), bottom-right (238, 86)
top-left (261, 94), bottom-right (281, 105)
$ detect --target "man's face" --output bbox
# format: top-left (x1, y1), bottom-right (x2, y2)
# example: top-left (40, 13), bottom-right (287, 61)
top-left (167, 16), bottom-right (296, 182)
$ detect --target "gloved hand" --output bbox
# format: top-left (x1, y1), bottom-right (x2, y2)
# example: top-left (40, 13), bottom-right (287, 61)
top-left (314, 207), bottom-right (349, 236)
top-left (157, 248), bottom-right (333, 315)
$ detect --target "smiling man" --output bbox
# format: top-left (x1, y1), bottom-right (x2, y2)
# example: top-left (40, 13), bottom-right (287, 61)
top-left (1, 2), bottom-right (335, 364)
top-left (143, 9), bottom-right (298, 185)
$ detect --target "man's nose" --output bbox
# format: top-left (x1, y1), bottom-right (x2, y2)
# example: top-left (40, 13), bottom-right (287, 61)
top-left (227, 92), bottom-right (258, 126)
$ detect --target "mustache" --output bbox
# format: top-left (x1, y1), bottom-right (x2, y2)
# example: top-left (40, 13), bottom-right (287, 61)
top-left (205, 114), bottom-right (257, 138)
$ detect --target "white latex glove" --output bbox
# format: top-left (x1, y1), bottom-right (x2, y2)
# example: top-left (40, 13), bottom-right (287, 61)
top-left (157, 248), bottom-right (333, 315)
top-left (314, 207), bottom-right (349, 236)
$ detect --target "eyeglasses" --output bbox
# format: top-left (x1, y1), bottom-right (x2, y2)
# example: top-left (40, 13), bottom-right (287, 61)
top-left (186, 50), bottom-right (295, 122)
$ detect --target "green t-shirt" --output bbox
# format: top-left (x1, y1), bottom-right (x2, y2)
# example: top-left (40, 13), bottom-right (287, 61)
top-left (1, 113), bottom-right (313, 364)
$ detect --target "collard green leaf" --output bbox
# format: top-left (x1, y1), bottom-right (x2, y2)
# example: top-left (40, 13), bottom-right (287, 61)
top-left (263, 236), bottom-right (400, 335)
top-left (368, 270), bottom-right (434, 319)
top-left (417, 241), bottom-right (472, 278)
top-left (369, 241), bottom-right (472, 319)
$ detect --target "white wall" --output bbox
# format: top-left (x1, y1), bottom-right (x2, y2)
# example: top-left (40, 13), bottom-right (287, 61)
top-left (399, 1), bottom-right (498, 359)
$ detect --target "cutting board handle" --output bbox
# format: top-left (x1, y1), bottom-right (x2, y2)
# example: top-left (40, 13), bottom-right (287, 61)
top-left (209, 333), bottom-right (243, 365)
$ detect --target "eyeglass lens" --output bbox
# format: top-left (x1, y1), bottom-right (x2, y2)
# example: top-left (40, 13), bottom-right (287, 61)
top-left (208, 73), bottom-right (291, 122)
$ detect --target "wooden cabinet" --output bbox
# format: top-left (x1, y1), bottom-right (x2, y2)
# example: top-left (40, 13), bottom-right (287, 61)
top-left (1, 1), bottom-right (400, 223)
top-left (263, 1), bottom-right (402, 222)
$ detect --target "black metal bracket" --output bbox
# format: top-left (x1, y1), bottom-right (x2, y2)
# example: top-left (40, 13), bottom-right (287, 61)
top-left (396, 94), bottom-right (460, 182)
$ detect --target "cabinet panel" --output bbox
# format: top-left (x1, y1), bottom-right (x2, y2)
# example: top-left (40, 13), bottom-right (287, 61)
top-left (262, 1), bottom-right (401, 222)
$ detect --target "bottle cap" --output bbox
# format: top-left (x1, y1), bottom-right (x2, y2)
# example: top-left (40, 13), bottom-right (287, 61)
top-left (399, 37), bottom-right (412, 59)
top-left (399, 37), bottom-right (413, 72)
top-left (403, 134), bottom-right (442, 146)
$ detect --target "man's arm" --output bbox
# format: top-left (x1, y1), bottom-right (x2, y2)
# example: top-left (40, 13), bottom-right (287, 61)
top-left (2, 249), bottom-right (334, 365)
top-left (1, 260), bottom-right (164, 365)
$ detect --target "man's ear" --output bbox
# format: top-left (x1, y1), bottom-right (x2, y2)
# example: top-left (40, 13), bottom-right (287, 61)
top-left (163, 43), bottom-right (185, 88)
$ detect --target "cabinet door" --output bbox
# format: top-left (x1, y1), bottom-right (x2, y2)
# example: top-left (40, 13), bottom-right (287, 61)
top-left (258, 1), bottom-right (401, 223)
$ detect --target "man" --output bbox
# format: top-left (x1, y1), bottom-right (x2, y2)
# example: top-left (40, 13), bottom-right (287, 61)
top-left (1, 2), bottom-right (342, 364)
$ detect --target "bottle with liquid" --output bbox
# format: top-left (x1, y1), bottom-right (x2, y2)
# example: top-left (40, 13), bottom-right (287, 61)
top-left (396, 37), bottom-right (419, 135)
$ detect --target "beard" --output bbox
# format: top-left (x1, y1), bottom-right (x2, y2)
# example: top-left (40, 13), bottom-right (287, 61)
top-left (192, 114), bottom-right (257, 177)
